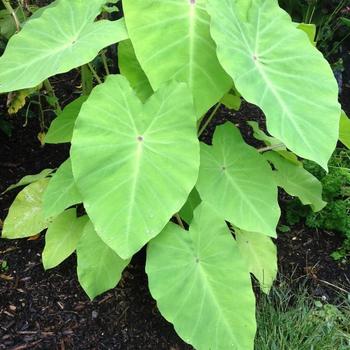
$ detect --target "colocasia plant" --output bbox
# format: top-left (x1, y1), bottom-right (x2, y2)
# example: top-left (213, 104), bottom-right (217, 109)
top-left (0, 0), bottom-right (346, 348)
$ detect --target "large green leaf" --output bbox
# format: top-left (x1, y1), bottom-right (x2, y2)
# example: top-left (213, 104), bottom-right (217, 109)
top-left (123, 0), bottom-right (232, 117)
top-left (77, 220), bottom-right (131, 300)
top-left (235, 228), bottom-right (277, 294)
top-left (45, 96), bottom-right (88, 144)
top-left (339, 110), bottom-right (350, 149)
top-left (42, 209), bottom-right (87, 270)
top-left (264, 152), bottom-right (326, 211)
top-left (71, 75), bottom-right (199, 259)
top-left (118, 39), bottom-right (153, 102)
top-left (2, 179), bottom-right (51, 238)
top-left (42, 158), bottom-right (82, 219)
top-left (208, 0), bottom-right (341, 168)
top-left (147, 203), bottom-right (256, 349)
top-left (197, 123), bottom-right (280, 237)
top-left (2, 168), bottom-right (52, 194)
top-left (0, 0), bottom-right (128, 93)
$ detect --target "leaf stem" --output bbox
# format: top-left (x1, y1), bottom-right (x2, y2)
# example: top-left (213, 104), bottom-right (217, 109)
top-left (43, 79), bottom-right (61, 113)
top-left (81, 65), bottom-right (93, 95)
top-left (88, 63), bottom-right (103, 85)
top-left (2, 0), bottom-right (21, 31)
top-left (198, 103), bottom-right (221, 137)
top-left (174, 213), bottom-right (185, 230)
top-left (257, 143), bottom-right (284, 153)
top-left (101, 51), bottom-right (110, 76)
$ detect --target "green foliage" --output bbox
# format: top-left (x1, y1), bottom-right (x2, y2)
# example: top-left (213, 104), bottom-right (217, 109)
top-left (118, 39), bottom-right (153, 102)
top-left (339, 111), bottom-right (350, 149)
top-left (0, 0), bottom-right (128, 93)
top-left (123, 0), bottom-right (232, 117)
top-left (0, 0), bottom-right (343, 348)
top-left (147, 203), bottom-right (256, 349)
top-left (280, 0), bottom-right (350, 59)
top-left (264, 151), bottom-right (326, 212)
top-left (42, 158), bottom-right (82, 219)
top-left (235, 229), bottom-right (277, 294)
top-left (286, 149), bottom-right (350, 260)
top-left (2, 179), bottom-right (52, 239)
top-left (221, 90), bottom-right (242, 111)
top-left (2, 168), bottom-right (53, 194)
top-left (197, 123), bottom-right (280, 237)
top-left (1, 259), bottom-right (9, 272)
top-left (45, 96), bottom-right (88, 144)
top-left (77, 220), bottom-right (130, 300)
top-left (255, 281), bottom-right (350, 350)
top-left (42, 209), bottom-right (87, 270)
top-left (208, 0), bottom-right (340, 169)
top-left (71, 75), bottom-right (200, 259)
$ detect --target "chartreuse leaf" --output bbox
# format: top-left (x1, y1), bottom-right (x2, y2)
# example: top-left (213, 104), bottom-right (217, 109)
top-left (178, 188), bottom-right (201, 224)
top-left (235, 228), bottom-right (277, 294)
top-left (264, 152), bottom-right (326, 212)
top-left (2, 168), bottom-right (52, 194)
top-left (296, 23), bottom-right (317, 46)
top-left (0, 0), bottom-right (128, 93)
top-left (123, 0), bottom-right (232, 117)
top-left (248, 121), bottom-right (301, 165)
top-left (208, 0), bottom-right (341, 168)
top-left (118, 40), bottom-right (153, 102)
top-left (221, 92), bottom-right (241, 111)
top-left (71, 75), bottom-right (199, 259)
top-left (42, 209), bottom-right (88, 270)
top-left (42, 159), bottom-right (82, 219)
top-left (45, 96), bottom-right (88, 144)
top-left (146, 203), bottom-right (256, 350)
top-left (77, 220), bottom-right (130, 300)
top-left (197, 123), bottom-right (280, 237)
top-left (339, 110), bottom-right (350, 149)
top-left (247, 121), bottom-right (284, 150)
top-left (2, 179), bottom-right (51, 239)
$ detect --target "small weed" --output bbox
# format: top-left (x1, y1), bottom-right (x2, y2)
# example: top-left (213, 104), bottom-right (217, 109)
top-left (0, 260), bottom-right (8, 272)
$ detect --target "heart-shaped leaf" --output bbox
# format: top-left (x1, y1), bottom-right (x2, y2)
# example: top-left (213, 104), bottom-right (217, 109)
top-left (123, 0), bottom-right (232, 117)
top-left (208, 0), bottom-right (341, 168)
top-left (0, 0), bottom-right (128, 93)
top-left (71, 75), bottom-right (199, 259)
top-left (197, 123), bottom-right (280, 237)
top-left (146, 203), bottom-right (256, 350)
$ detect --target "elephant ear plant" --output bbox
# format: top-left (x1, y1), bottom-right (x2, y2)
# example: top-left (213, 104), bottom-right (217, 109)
top-left (0, 0), bottom-right (343, 349)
